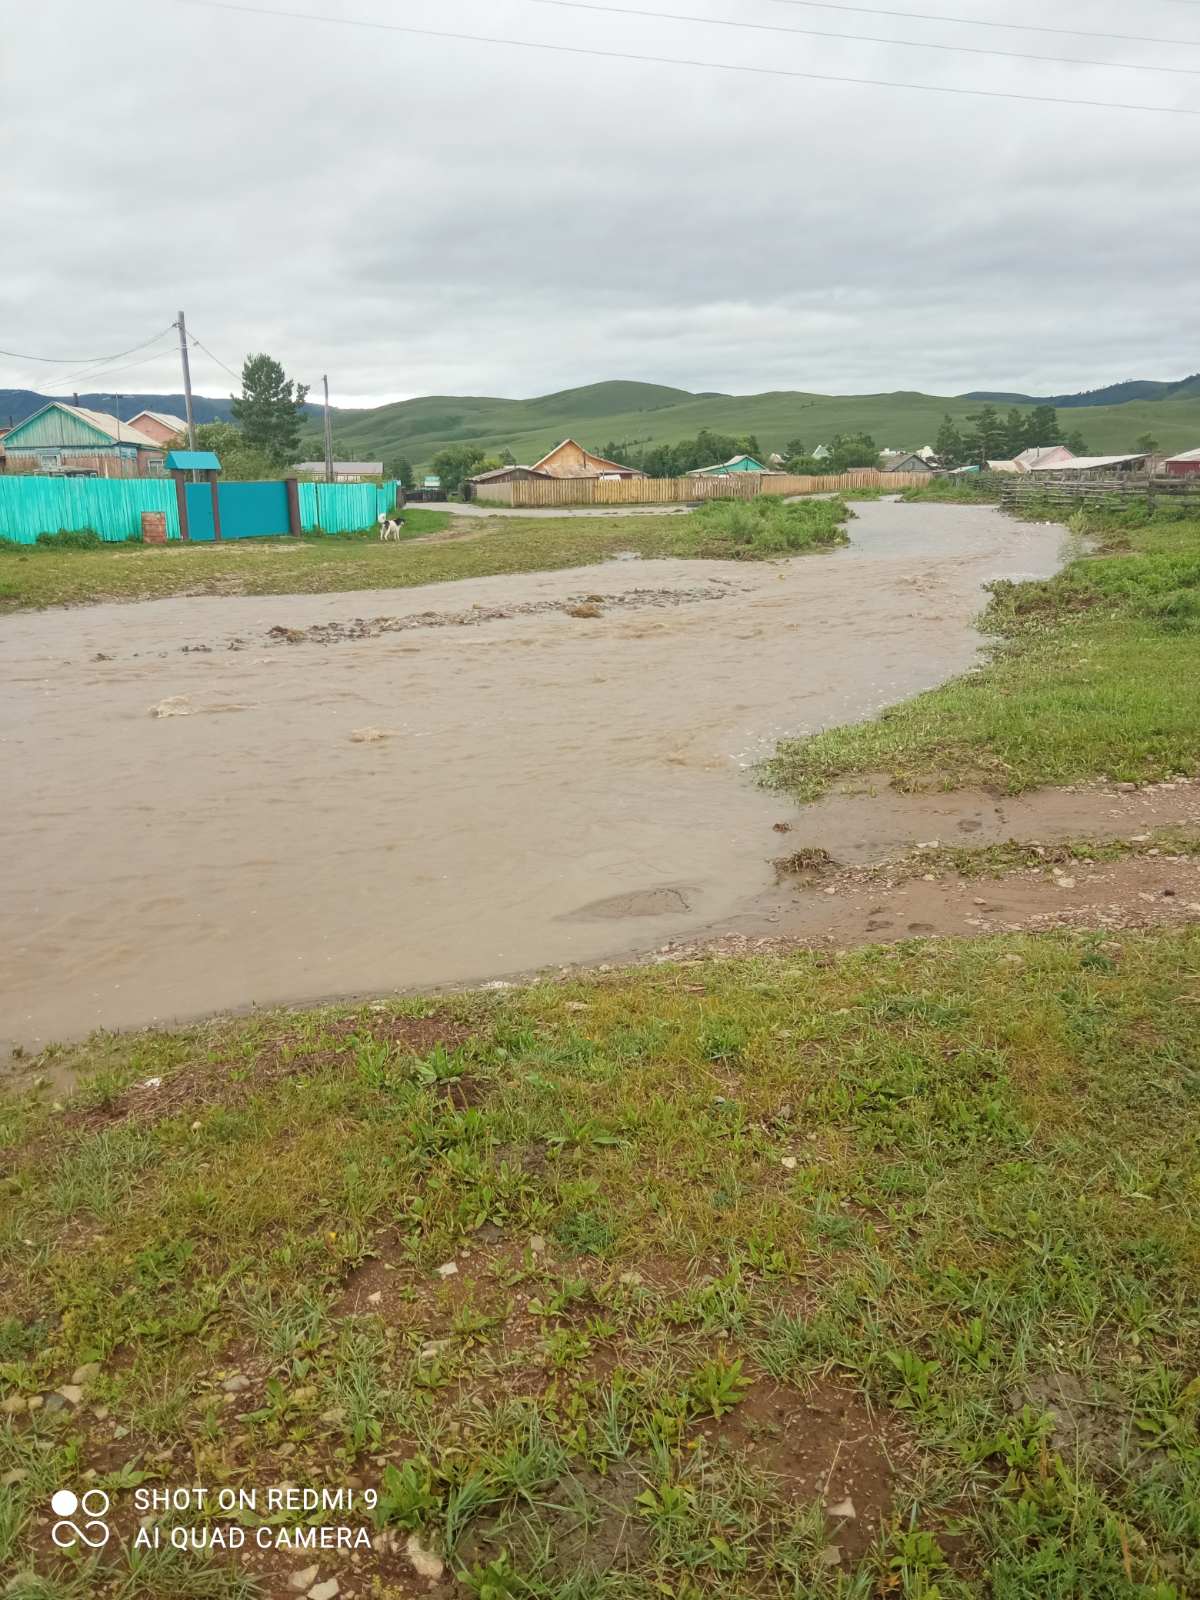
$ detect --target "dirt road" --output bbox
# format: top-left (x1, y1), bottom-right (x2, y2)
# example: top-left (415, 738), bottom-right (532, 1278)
top-left (1, 502), bottom-right (1068, 1051)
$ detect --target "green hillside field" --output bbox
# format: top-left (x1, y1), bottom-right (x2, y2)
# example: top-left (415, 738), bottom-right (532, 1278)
top-left (314, 379), bottom-right (1200, 470)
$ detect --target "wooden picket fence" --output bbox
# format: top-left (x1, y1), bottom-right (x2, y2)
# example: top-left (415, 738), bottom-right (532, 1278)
top-left (472, 469), bottom-right (930, 509)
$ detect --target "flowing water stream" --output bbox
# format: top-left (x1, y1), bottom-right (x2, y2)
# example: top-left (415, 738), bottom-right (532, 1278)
top-left (0, 501), bottom-right (1068, 1051)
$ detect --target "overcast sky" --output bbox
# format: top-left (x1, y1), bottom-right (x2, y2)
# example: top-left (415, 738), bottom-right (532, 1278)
top-left (2, 0), bottom-right (1197, 405)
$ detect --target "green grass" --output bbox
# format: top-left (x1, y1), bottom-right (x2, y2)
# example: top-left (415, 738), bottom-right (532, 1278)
top-left (764, 501), bottom-right (1200, 800)
top-left (308, 379), bottom-right (1200, 471)
top-left (2, 929), bottom-right (1199, 1595)
top-left (0, 500), bottom-right (848, 612)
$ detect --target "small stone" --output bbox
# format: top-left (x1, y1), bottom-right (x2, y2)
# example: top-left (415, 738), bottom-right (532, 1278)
top-left (420, 1340), bottom-right (450, 1361)
top-left (92, 1405), bottom-right (110, 1421)
top-left (1116, 782), bottom-right (1137, 793)
top-left (320, 1407), bottom-right (347, 1425)
top-left (289, 1570), bottom-right (318, 1594)
top-left (1, 1468), bottom-right (27, 1487)
top-left (25, 1395), bottom-right (43, 1412)
top-left (291, 1386), bottom-right (317, 1406)
top-left (72, 1363), bottom-right (100, 1387)
top-left (781, 1157), bottom-right (798, 1170)
top-left (406, 1533), bottom-right (445, 1581)
top-left (618, 1271), bottom-right (643, 1286)
top-left (366, 1291), bottom-right (383, 1306)
top-left (308, 1581), bottom-right (340, 1600)
top-left (827, 1495), bottom-right (857, 1520)
top-left (222, 1374), bottom-right (251, 1393)
top-left (529, 1235), bottom-right (547, 1256)
top-left (1054, 876), bottom-right (1076, 889)
top-left (435, 1261), bottom-right (458, 1278)
top-left (563, 1001), bottom-right (590, 1012)
top-left (140, 1076), bottom-right (162, 1089)
top-left (57, 1385), bottom-right (84, 1406)
top-left (1, 1396), bottom-right (26, 1416)
top-left (190, 1120), bottom-right (202, 1132)
top-left (819, 1545), bottom-right (843, 1567)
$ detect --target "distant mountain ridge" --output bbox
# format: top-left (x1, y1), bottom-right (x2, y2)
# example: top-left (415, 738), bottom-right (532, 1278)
top-left (0, 390), bottom-right (324, 429)
top-left (963, 375), bottom-right (1200, 409)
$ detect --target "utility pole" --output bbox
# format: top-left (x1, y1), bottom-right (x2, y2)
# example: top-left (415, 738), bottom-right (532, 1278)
top-left (177, 310), bottom-right (198, 451)
top-left (114, 394), bottom-right (122, 479)
top-left (322, 374), bottom-right (334, 484)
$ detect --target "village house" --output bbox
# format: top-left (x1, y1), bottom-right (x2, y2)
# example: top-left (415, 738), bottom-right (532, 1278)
top-left (1163, 447), bottom-right (1200, 478)
top-left (291, 460), bottom-right (383, 482)
top-left (878, 451), bottom-right (929, 474)
top-left (692, 453), bottom-right (777, 477)
top-left (126, 410), bottom-right (188, 446)
top-left (530, 439), bottom-right (645, 479)
top-left (0, 402), bottom-right (165, 477)
top-left (1013, 445), bottom-right (1076, 471)
top-left (466, 464), bottom-right (551, 496)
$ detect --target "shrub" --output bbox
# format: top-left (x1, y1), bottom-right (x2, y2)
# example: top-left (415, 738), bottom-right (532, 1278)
top-left (691, 495), bottom-right (850, 556)
top-left (35, 527), bottom-right (104, 550)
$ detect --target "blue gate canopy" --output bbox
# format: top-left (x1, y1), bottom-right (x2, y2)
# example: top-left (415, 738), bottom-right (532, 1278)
top-left (166, 450), bottom-right (222, 472)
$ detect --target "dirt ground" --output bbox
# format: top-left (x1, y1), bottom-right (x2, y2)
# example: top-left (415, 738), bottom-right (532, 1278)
top-left (640, 777), bottom-right (1200, 968)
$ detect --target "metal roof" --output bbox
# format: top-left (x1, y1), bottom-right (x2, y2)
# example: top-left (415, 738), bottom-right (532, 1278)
top-left (130, 410), bottom-right (187, 430)
top-left (1028, 453), bottom-right (1148, 471)
top-left (292, 461), bottom-right (383, 476)
top-left (9, 401), bottom-right (162, 449)
top-left (1165, 446), bottom-right (1200, 463)
top-left (165, 449), bottom-right (222, 471)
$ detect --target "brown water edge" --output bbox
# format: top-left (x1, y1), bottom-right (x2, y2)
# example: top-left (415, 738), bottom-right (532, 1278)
top-left (1, 502), bottom-right (1070, 1057)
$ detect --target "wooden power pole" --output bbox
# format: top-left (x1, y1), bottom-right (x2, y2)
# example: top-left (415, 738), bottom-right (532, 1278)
top-left (322, 375), bottom-right (334, 483)
top-left (177, 310), bottom-right (198, 450)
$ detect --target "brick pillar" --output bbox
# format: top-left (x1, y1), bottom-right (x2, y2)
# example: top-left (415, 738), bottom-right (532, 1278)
top-left (141, 511), bottom-right (167, 544)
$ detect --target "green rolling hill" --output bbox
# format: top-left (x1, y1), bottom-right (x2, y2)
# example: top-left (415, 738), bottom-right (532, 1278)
top-left (312, 380), bottom-right (1200, 469)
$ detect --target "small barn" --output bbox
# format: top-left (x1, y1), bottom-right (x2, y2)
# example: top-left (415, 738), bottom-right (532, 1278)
top-left (530, 439), bottom-right (645, 479)
top-left (878, 452), bottom-right (928, 474)
top-left (1028, 453), bottom-right (1149, 479)
top-left (1, 402), bottom-right (164, 477)
top-left (1164, 447), bottom-right (1200, 478)
top-left (466, 465), bottom-right (550, 499)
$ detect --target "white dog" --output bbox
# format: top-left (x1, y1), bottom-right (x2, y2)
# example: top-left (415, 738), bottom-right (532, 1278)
top-left (378, 516), bottom-right (406, 542)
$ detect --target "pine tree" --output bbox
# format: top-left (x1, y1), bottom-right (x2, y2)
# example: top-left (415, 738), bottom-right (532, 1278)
top-left (935, 414), bottom-right (964, 466)
top-left (230, 354), bottom-right (310, 467)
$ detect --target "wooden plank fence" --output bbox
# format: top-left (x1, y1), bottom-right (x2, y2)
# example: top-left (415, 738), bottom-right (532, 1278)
top-left (999, 475), bottom-right (1200, 511)
top-left (473, 469), bottom-right (930, 510)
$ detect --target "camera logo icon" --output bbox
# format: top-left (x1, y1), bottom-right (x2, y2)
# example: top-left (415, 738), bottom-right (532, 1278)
top-left (50, 1488), bottom-right (111, 1549)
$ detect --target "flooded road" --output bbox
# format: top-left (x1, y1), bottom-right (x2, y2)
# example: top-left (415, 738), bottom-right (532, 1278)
top-left (0, 502), bottom-right (1068, 1051)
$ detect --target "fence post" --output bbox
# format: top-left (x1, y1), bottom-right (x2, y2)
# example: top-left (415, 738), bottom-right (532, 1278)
top-left (209, 473), bottom-right (223, 542)
top-left (285, 478), bottom-right (301, 537)
top-left (172, 470), bottom-right (190, 541)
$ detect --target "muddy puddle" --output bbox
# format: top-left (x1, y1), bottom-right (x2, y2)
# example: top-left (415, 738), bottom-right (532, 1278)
top-left (0, 502), bottom-right (1070, 1053)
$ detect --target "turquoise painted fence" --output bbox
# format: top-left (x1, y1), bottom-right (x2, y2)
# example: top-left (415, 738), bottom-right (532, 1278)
top-left (299, 481), bottom-right (398, 534)
top-left (0, 477), bottom-right (180, 543)
top-left (0, 474), bottom-right (400, 543)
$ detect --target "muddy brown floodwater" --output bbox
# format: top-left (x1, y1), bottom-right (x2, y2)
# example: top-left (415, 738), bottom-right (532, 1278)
top-left (0, 502), bottom-right (1069, 1053)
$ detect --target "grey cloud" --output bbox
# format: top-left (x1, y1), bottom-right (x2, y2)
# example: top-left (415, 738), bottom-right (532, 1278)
top-left (2, 0), bottom-right (1197, 403)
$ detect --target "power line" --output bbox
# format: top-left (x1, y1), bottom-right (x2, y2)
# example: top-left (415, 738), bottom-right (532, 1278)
top-left (767, 0), bottom-right (1200, 52)
top-left (46, 337), bottom-right (182, 396)
top-left (518, 0), bottom-right (1200, 76)
top-left (0, 323), bottom-right (177, 367)
top-left (187, 332), bottom-right (242, 383)
top-left (166, 0), bottom-right (1200, 116)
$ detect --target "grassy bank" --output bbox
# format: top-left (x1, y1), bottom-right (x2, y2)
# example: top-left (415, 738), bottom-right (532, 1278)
top-left (3, 928), bottom-right (1199, 1597)
top-left (0, 501), bottom-right (848, 613)
top-left (765, 500), bottom-right (1200, 800)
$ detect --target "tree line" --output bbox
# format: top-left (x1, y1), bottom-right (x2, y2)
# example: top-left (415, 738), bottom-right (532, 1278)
top-left (934, 405), bottom-right (1088, 468)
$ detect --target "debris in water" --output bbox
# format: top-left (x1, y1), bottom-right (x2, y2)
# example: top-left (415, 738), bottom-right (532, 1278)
top-left (150, 696), bottom-right (192, 718)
